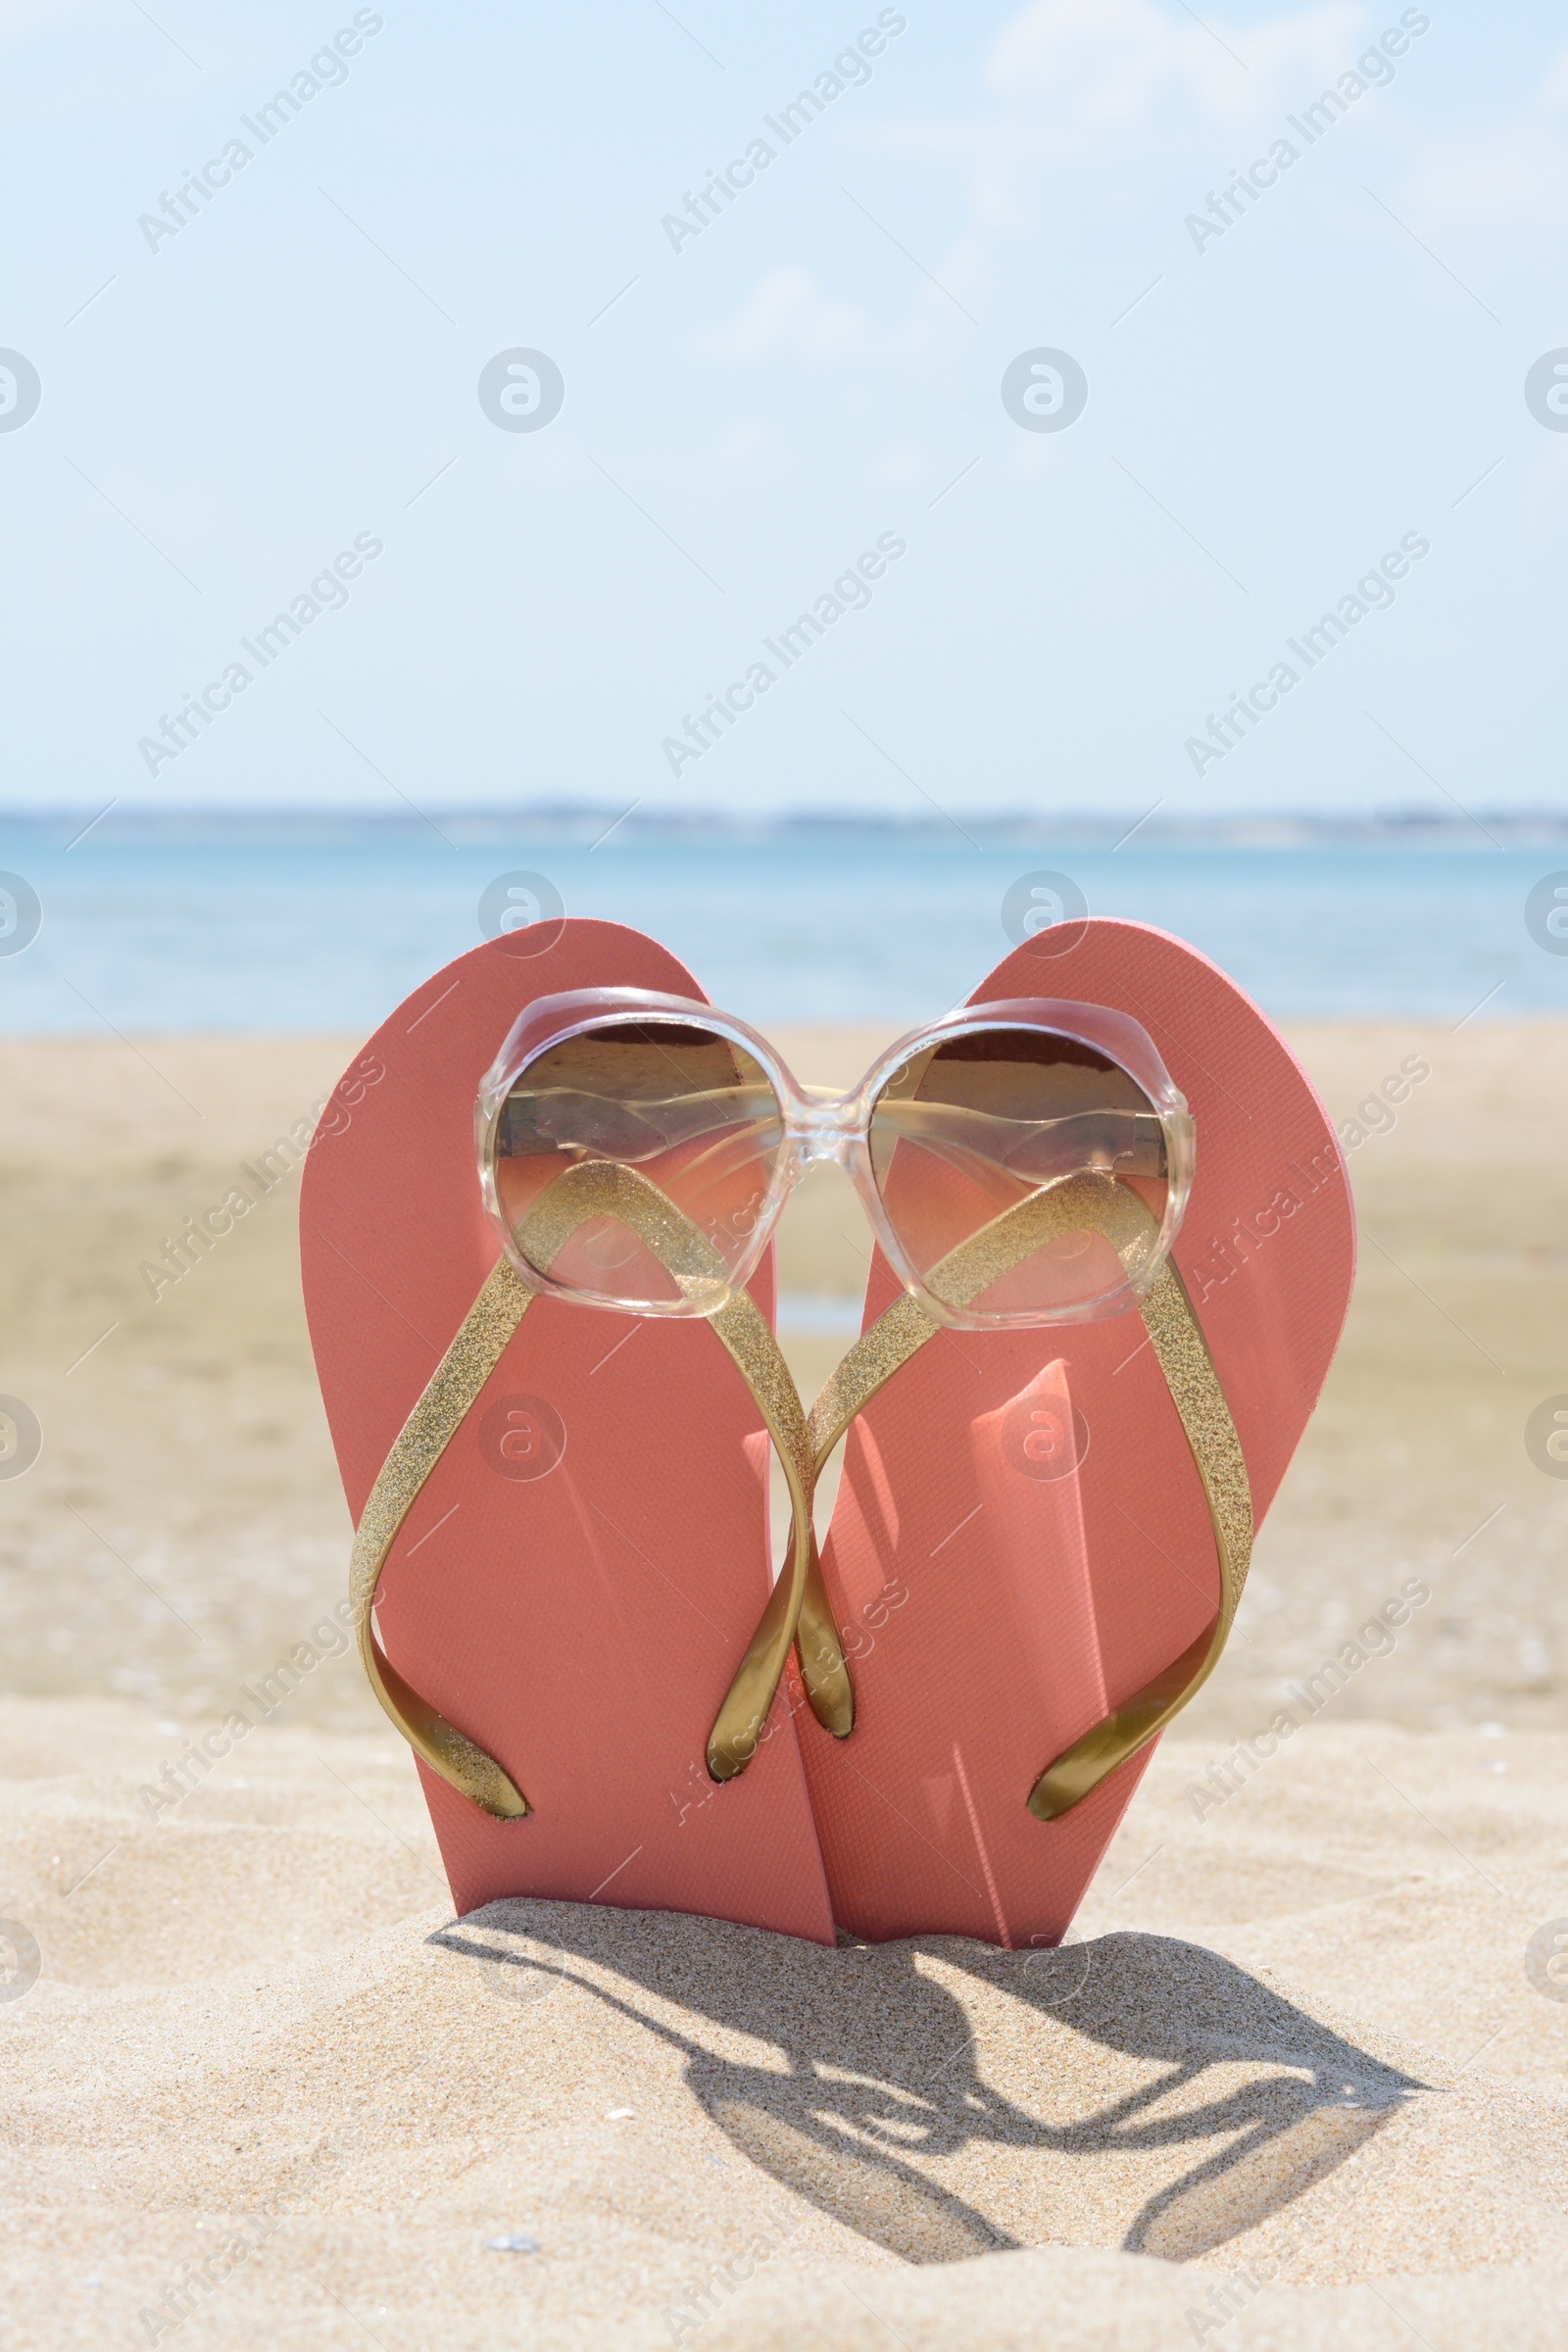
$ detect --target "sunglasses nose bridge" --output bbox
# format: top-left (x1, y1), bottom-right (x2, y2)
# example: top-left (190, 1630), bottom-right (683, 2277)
top-left (792, 1088), bottom-right (858, 1170)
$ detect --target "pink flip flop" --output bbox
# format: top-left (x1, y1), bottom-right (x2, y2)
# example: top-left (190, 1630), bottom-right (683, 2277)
top-left (299, 921), bottom-right (834, 1943)
top-left (790, 920), bottom-right (1355, 1948)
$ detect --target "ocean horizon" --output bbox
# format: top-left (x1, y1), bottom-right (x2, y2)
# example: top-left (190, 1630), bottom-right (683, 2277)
top-left (1, 809), bottom-right (1564, 1031)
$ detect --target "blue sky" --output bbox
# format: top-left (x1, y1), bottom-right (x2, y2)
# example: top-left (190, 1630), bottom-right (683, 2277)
top-left (3, 0), bottom-right (1565, 817)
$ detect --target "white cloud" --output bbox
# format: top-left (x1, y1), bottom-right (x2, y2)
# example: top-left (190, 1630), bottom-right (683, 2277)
top-left (0, 0), bottom-right (98, 31)
top-left (983, 0), bottom-right (1364, 134)
top-left (1394, 42), bottom-right (1568, 228)
top-left (691, 266), bottom-right (884, 366)
top-left (689, 261), bottom-right (981, 369)
top-left (849, 0), bottom-right (1377, 237)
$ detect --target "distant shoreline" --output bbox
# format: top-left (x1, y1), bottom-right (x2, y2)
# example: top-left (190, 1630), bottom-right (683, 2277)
top-left (4, 804), bottom-right (1568, 850)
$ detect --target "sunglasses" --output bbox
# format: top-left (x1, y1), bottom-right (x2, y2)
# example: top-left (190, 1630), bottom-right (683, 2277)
top-left (475, 990), bottom-right (1194, 1331)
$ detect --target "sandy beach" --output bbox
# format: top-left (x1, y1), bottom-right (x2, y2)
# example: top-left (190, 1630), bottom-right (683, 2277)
top-left (3, 1022), bottom-right (1567, 2347)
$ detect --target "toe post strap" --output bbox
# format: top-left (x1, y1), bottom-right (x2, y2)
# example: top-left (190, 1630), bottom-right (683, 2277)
top-left (704, 1281), bottom-right (852, 1775)
top-left (349, 1165), bottom-right (842, 1816)
top-left (796, 1173), bottom-right (1254, 1821)
top-left (349, 1251), bottom-right (536, 1819)
top-left (1026, 1246), bottom-right (1251, 1816)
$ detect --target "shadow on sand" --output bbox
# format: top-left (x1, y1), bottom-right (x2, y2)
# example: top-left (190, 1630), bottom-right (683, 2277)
top-left (430, 1908), bottom-right (1425, 2267)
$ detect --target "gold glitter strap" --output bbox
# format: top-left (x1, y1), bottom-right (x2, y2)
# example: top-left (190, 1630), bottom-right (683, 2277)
top-left (349, 1251), bottom-right (536, 1817)
top-left (348, 1162), bottom-right (847, 1818)
top-left (798, 1173), bottom-right (1253, 1820)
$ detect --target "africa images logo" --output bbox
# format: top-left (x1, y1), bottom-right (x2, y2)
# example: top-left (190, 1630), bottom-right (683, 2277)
top-left (0, 350), bottom-right (41, 432)
top-left (1525, 351), bottom-right (1568, 431)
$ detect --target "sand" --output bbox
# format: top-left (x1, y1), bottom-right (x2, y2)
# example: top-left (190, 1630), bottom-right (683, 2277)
top-left (2, 1022), bottom-right (1567, 2347)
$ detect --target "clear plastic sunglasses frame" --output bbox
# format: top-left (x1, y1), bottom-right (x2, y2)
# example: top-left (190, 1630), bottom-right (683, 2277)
top-left (475, 989), bottom-right (1195, 1332)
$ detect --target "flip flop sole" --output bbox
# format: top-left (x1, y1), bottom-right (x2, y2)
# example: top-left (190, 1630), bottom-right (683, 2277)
top-left (794, 920), bottom-right (1355, 1948)
top-left (300, 920), bottom-right (834, 1943)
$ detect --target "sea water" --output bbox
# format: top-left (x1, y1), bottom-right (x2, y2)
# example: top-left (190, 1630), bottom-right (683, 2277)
top-left (0, 822), bottom-right (1562, 1031)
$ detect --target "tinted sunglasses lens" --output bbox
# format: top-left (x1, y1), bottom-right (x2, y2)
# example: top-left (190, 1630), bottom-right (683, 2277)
top-left (494, 1021), bottom-right (784, 1307)
top-left (867, 1027), bottom-right (1168, 1320)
